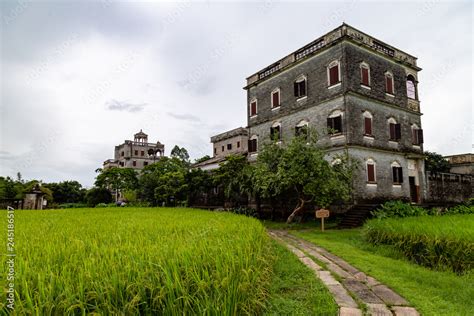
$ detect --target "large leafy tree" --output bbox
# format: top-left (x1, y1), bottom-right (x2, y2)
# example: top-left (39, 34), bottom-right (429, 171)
top-left (139, 157), bottom-right (189, 206)
top-left (0, 176), bottom-right (24, 200)
top-left (85, 187), bottom-right (112, 206)
top-left (253, 133), bottom-right (355, 223)
top-left (170, 145), bottom-right (190, 163)
top-left (424, 151), bottom-right (450, 173)
top-left (213, 154), bottom-right (253, 205)
top-left (95, 167), bottom-right (138, 201)
top-left (43, 180), bottom-right (86, 204)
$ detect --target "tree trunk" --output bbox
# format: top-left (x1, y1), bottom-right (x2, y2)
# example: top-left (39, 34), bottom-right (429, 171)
top-left (286, 198), bottom-right (306, 224)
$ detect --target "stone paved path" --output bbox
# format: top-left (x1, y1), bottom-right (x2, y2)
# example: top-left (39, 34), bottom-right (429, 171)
top-left (268, 230), bottom-right (420, 316)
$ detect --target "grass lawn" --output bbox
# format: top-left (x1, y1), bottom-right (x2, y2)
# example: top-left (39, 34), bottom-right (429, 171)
top-left (290, 227), bottom-right (474, 316)
top-left (265, 240), bottom-right (338, 315)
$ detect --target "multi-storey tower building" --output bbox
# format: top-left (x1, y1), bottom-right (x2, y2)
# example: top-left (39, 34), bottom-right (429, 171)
top-left (103, 130), bottom-right (165, 170)
top-left (244, 23), bottom-right (425, 204)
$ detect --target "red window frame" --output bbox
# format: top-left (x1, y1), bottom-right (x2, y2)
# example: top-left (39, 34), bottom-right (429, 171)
top-left (386, 75), bottom-right (394, 94)
top-left (272, 90), bottom-right (280, 108)
top-left (367, 163), bottom-right (375, 182)
top-left (361, 67), bottom-right (369, 86)
top-left (250, 101), bottom-right (257, 116)
top-left (329, 64), bottom-right (339, 86)
top-left (364, 117), bottom-right (372, 136)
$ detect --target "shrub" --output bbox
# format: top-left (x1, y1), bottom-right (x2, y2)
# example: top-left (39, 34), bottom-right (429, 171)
top-left (59, 203), bottom-right (88, 209)
top-left (85, 187), bottom-right (112, 206)
top-left (371, 200), bottom-right (426, 219)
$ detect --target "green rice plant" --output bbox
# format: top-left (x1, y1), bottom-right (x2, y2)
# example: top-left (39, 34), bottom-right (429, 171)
top-left (363, 214), bottom-right (474, 274)
top-left (0, 208), bottom-right (273, 314)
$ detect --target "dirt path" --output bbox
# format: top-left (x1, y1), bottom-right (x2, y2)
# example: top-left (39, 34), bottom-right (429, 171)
top-left (268, 229), bottom-right (420, 316)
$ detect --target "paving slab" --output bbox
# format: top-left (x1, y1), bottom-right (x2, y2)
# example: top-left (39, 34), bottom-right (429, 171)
top-left (327, 262), bottom-right (354, 279)
top-left (339, 307), bottom-right (363, 316)
top-left (372, 284), bottom-right (409, 306)
top-left (367, 303), bottom-right (393, 316)
top-left (327, 284), bottom-right (359, 308)
top-left (317, 270), bottom-right (340, 285)
top-left (300, 256), bottom-right (322, 271)
top-left (342, 279), bottom-right (384, 304)
top-left (366, 276), bottom-right (381, 287)
top-left (391, 306), bottom-right (419, 316)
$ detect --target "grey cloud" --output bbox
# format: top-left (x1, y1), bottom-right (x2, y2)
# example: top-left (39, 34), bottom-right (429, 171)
top-left (167, 112), bottom-right (202, 122)
top-left (106, 99), bottom-right (147, 112)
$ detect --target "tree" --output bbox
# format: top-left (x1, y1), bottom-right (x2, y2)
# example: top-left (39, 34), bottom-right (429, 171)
top-left (194, 155), bottom-right (211, 164)
top-left (95, 168), bottom-right (138, 201)
top-left (213, 154), bottom-right (253, 205)
top-left (170, 145), bottom-right (190, 163)
top-left (0, 176), bottom-right (24, 200)
top-left (43, 180), bottom-right (86, 204)
top-left (253, 133), bottom-right (355, 223)
top-left (139, 157), bottom-right (189, 206)
top-left (186, 168), bottom-right (213, 205)
top-left (425, 151), bottom-right (450, 173)
top-left (85, 187), bottom-right (112, 206)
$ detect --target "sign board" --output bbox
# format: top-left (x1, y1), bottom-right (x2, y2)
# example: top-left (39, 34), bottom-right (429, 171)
top-left (315, 209), bottom-right (330, 218)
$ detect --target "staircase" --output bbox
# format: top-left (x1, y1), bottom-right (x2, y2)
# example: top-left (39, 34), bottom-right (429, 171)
top-left (338, 204), bottom-right (379, 229)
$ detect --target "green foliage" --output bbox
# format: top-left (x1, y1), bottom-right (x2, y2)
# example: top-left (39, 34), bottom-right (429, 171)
top-left (85, 187), bottom-right (112, 206)
top-left (0, 208), bottom-right (272, 314)
top-left (194, 155), bottom-right (211, 164)
top-left (95, 167), bottom-right (138, 201)
top-left (170, 145), bottom-right (190, 163)
top-left (0, 176), bottom-right (24, 200)
top-left (59, 203), bottom-right (88, 209)
top-left (139, 157), bottom-right (189, 206)
top-left (122, 189), bottom-right (137, 202)
top-left (424, 151), bottom-right (450, 173)
top-left (43, 180), bottom-right (86, 204)
top-left (213, 154), bottom-right (253, 201)
top-left (372, 200), bottom-right (427, 219)
top-left (364, 215), bottom-right (474, 274)
top-left (23, 180), bottom-right (54, 201)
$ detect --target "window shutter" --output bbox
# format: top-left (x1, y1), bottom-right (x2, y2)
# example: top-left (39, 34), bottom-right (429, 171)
top-left (398, 167), bottom-right (403, 183)
top-left (334, 116), bottom-right (342, 133)
top-left (367, 164), bottom-right (375, 182)
top-left (386, 76), bottom-right (393, 94)
top-left (276, 126), bottom-right (281, 140)
top-left (417, 129), bottom-right (424, 144)
top-left (327, 117), bottom-right (334, 131)
top-left (392, 167), bottom-right (397, 183)
top-left (361, 68), bottom-right (369, 86)
top-left (395, 123), bottom-right (401, 140)
top-left (272, 91), bottom-right (279, 107)
top-left (364, 117), bottom-right (372, 135)
top-left (301, 80), bottom-right (306, 96)
top-left (250, 102), bottom-right (257, 116)
top-left (294, 82), bottom-right (298, 96)
top-left (329, 65), bottom-right (339, 85)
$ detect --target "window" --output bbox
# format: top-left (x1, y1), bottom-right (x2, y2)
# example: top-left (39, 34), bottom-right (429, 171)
top-left (388, 118), bottom-right (401, 141)
top-left (121, 151), bottom-right (124, 157)
top-left (237, 141), bottom-right (240, 148)
top-left (250, 99), bottom-right (257, 117)
top-left (271, 88), bottom-right (280, 108)
top-left (144, 161), bottom-right (148, 166)
top-left (328, 60), bottom-right (340, 86)
top-left (295, 120), bottom-right (309, 139)
top-left (366, 159), bottom-right (376, 183)
top-left (294, 76), bottom-right (307, 98)
top-left (221, 146), bottom-right (224, 152)
top-left (214, 148), bottom-right (217, 155)
top-left (227, 143), bottom-right (232, 150)
top-left (248, 136), bottom-right (258, 153)
top-left (385, 72), bottom-right (394, 95)
top-left (270, 122), bottom-right (281, 141)
top-left (134, 150), bottom-right (138, 156)
top-left (363, 111), bottom-right (373, 136)
top-left (132, 160), bottom-right (137, 167)
top-left (141, 150), bottom-right (144, 156)
top-left (406, 75), bottom-right (416, 99)
top-left (411, 125), bottom-right (424, 145)
top-left (360, 63), bottom-right (370, 86)
top-left (327, 111), bottom-right (343, 135)
top-left (392, 162), bottom-right (403, 184)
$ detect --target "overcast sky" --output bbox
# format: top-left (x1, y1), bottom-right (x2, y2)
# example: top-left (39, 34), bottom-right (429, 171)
top-left (1, 0), bottom-right (472, 187)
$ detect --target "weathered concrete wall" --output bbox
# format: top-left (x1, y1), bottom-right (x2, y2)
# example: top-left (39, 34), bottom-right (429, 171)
top-left (213, 135), bottom-right (248, 158)
top-left (426, 172), bottom-right (473, 204)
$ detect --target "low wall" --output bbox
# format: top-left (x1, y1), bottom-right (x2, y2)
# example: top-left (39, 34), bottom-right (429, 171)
top-left (425, 172), bottom-right (473, 204)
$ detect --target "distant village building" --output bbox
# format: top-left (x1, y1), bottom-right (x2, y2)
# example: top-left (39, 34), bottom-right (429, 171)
top-left (194, 127), bottom-right (249, 170)
top-left (103, 130), bottom-right (165, 170)
top-left (23, 184), bottom-right (46, 210)
top-left (444, 153), bottom-right (473, 175)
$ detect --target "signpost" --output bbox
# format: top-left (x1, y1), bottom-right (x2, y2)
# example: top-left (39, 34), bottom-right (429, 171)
top-left (315, 209), bottom-right (330, 232)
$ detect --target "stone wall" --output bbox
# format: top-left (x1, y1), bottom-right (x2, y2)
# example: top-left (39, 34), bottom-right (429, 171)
top-left (425, 172), bottom-right (473, 204)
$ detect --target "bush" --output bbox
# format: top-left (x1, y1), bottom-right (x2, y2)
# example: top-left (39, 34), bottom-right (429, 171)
top-left (59, 203), bottom-right (88, 209)
top-left (372, 200), bottom-right (427, 219)
top-left (85, 188), bottom-right (112, 206)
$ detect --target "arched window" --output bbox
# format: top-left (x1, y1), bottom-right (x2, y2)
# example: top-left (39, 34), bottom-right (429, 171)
top-left (406, 75), bottom-right (416, 99)
top-left (295, 120), bottom-right (309, 139)
top-left (294, 75), bottom-right (307, 98)
top-left (385, 71), bottom-right (394, 95)
top-left (411, 124), bottom-right (424, 145)
top-left (360, 62), bottom-right (370, 87)
top-left (363, 111), bottom-right (373, 136)
top-left (271, 88), bottom-right (281, 108)
top-left (270, 122), bottom-right (282, 141)
top-left (327, 60), bottom-right (341, 87)
top-left (388, 117), bottom-right (400, 141)
top-left (366, 158), bottom-right (376, 183)
top-left (249, 98), bottom-right (257, 117)
top-left (327, 110), bottom-right (343, 135)
top-left (391, 161), bottom-right (403, 184)
top-left (248, 135), bottom-right (258, 153)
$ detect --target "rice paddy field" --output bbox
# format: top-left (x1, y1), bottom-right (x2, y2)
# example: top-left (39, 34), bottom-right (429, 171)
top-left (0, 208), bottom-right (273, 314)
top-left (363, 214), bottom-right (474, 273)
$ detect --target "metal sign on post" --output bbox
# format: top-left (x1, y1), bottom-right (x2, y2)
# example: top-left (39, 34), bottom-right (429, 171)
top-left (315, 209), bottom-right (330, 232)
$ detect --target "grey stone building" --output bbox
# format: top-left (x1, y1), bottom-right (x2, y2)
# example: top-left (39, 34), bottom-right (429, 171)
top-left (244, 23), bottom-right (425, 204)
top-left (193, 127), bottom-right (249, 171)
top-left (103, 130), bottom-right (165, 170)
